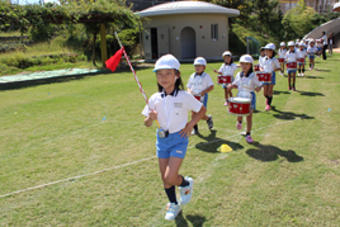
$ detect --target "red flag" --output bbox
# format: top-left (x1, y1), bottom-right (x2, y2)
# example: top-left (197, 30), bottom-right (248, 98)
top-left (105, 47), bottom-right (124, 72)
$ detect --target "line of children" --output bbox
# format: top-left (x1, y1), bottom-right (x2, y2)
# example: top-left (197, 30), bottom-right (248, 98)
top-left (278, 42), bottom-right (287, 76)
top-left (187, 57), bottom-right (214, 135)
top-left (260, 43), bottom-right (281, 111)
top-left (285, 41), bottom-right (298, 91)
top-left (142, 54), bottom-right (206, 220)
top-left (296, 41), bottom-right (307, 77)
top-left (214, 51), bottom-right (238, 106)
top-left (227, 54), bottom-right (263, 143)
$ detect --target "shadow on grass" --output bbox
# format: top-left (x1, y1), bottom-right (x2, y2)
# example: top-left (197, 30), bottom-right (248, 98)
top-left (195, 129), bottom-right (243, 153)
top-left (271, 106), bottom-right (314, 121)
top-left (297, 90), bottom-right (324, 96)
top-left (315, 68), bottom-right (331, 72)
top-left (175, 212), bottom-right (206, 227)
top-left (246, 142), bottom-right (304, 162)
top-left (273, 90), bottom-right (291, 95)
top-left (303, 75), bottom-right (324, 79)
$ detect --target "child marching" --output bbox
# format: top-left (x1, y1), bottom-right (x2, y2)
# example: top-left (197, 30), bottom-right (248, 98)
top-left (296, 41), bottom-right (308, 77)
top-left (187, 57), bottom-right (214, 135)
top-left (285, 41), bottom-right (298, 91)
top-left (142, 54), bottom-right (206, 221)
top-left (278, 42), bottom-right (287, 75)
top-left (214, 51), bottom-right (238, 106)
top-left (261, 43), bottom-right (281, 111)
top-left (227, 54), bottom-right (263, 143)
top-left (307, 39), bottom-right (318, 70)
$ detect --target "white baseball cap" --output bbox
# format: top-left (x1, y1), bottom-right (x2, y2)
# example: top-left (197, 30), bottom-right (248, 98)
top-left (309, 39), bottom-right (315, 44)
top-left (193, 57), bottom-right (207, 66)
top-left (153, 54), bottom-right (180, 72)
top-left (239, 54), bottom-right (253, 64)
top-left (222, 51), bottom-right (232, 57)
top-left (264, 43), bottom-right (276, 50)
top-left (280, 42), bottom-right (286, 47)
top-left (287, 41), bottom-right (295, 47)
top-left (299, 41), bottom-right (306, 47)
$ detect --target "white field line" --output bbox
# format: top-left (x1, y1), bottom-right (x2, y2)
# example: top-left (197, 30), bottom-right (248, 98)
top-left (0, 156), bottom-right (154, 199)
top-left (0, 118), bottom-right (300, 200)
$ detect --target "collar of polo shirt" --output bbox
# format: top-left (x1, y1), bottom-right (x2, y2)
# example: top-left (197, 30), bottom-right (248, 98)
top-left (161, 88), bottom-right (179, 98)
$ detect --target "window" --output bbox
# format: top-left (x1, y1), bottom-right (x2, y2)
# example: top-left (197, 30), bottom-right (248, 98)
top-left (211, 24), bottom-right (218, 41)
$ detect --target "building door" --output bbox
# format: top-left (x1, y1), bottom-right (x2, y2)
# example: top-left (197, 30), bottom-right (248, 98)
top-left (181, 27), bottom-right (196, 59)
top-left (151, 28), bottom-right (158, 59)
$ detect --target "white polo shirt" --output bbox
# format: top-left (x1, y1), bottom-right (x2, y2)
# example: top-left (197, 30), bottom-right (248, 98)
top-left (142, 90), bottom-right (203, 133)
top-left (262, 57), bottom-right (280, 72)
top-left (307, 46), bottom-right (318, 56)
top-left (218, 63), bottom-right (238, 77)
top-left (296, 49), bottom-right (307, 59)
top-left (187, 72), bottom-right (214, 96)
top-left (259, 56), bottom-right (266, 67)
top-left (278, 48), bottom-right (287, 58)
top-left (285, 50), bottom-right (297, 63)
top-left (232, 72), bottom-right (262, 98)
top-left (322, 35), bottom-right (328, 45)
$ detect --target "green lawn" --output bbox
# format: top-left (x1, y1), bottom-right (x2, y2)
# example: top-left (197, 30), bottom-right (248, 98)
top-left (0, 54), bottom-right (339, 226)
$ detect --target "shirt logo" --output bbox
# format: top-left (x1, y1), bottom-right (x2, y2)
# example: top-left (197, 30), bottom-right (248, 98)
top-left (176, 150), bottom-right (183, 154)
top-left (174, 102), bottom-right (183, 108)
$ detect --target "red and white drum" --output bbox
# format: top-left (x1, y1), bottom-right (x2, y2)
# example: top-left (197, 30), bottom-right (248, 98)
top-left (228, 97), bottom-right (251, 116)
top-left (256, 72), bottom-right (272, 83)
top-left (297, 58), bottom-right (305, 63)
top-left (218, 75), bottom-right (232, 84)
top-left (286, 62), bottom-right (297, 69)
top-left (278, 58), bottom-right (285, 63)
top-left (254, 64), bottom-right (260, 72)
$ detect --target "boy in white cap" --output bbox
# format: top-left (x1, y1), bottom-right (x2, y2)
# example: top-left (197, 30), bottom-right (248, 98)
top-left (285, 41), bottom-right (298, 91)
top-left (142, 54), bottom-right (206, 221)
top-left (187, 57), bottom-right (214, 134)
top-left (278, 42), bottom-right (287, 75)
top-left (261, 43), bottom-right (281, 111)
top-left (296, 41), bottom-right (307, 77)
top-left (307, 39), bottom-right (318, 70)
top-left (214, 51), bottom-right (238, 106)
top-left (227, 54), bottom-right (263, 143)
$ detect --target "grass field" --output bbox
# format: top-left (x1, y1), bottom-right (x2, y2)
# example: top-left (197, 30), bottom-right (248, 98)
top-left (0, 53), bottom-right (339, 226)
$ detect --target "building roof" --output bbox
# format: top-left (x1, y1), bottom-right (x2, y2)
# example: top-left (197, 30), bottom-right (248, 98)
top-left (136, 1), bottom-right (240, 17)
top-left (333, 2), bottom-right (340, 12)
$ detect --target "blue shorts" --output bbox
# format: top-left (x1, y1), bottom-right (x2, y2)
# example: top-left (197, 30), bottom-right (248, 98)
top-left (309, 55), bottom-right (315, 60)
top-left (156, 130), bottom-right (188, 159)
top-left (263, 72), bottom-right (276, 85)
top-left (287, 69), bottom-right (297, 74)
top-left (221, 83), bottom-right (231, 89)
top-left (202, 93), bottom-right (208, 107)
top-left (298, 62), bottom-right (305, 66)
top-left (250, 92), bottom-right (256, 110)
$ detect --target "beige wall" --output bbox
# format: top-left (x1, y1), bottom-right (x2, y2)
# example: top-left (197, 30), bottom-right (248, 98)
top-left (142, 14), bottom-right (229, 60)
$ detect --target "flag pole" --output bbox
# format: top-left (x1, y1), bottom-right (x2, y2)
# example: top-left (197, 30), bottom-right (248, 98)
top-left (114, 32), bottom-right (160, 127)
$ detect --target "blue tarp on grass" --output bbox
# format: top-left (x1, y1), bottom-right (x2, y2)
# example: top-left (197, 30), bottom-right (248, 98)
top-left (0, 68), bottom-right (102, 84)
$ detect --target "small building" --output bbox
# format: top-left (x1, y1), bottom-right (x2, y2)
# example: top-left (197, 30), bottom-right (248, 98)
top-left (136, 1), bottom-right (239, 61)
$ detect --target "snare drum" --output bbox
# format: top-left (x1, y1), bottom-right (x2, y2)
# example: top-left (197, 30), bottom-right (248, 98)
top-left (278, 58), bottom-right (285, 63)
top-left (254, 64), bottom-right (260, 72)
top-left (297, 58), bottom-right (305, 63)
top-left (228, 97), bottom-right (251, 116)
top-left (217, 75), bottom-right (232, 84)
top-left (256, 72), bottom-right (272, 83)
top-left (286, 62), bottom-right (297, 69)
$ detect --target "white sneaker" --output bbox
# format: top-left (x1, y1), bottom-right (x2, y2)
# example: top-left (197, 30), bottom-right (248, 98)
top-left (179, 176), bottom-right (193, 205)
top-left (164, 203), bottom-right (181, 221)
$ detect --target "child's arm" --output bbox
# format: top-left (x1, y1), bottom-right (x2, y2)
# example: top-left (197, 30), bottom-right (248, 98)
top-left (227, 84), bottom-right (237, 92)
top-left (179, 106), bottom-right (206, 137)
top-left (144, 110), bottom-right (157, 127)
top-left (200, 85), bottom-right (214, 96)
